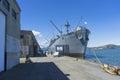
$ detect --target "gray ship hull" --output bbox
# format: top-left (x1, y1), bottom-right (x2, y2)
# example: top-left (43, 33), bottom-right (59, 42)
top-left (48, 27), bottom-right (90, 58)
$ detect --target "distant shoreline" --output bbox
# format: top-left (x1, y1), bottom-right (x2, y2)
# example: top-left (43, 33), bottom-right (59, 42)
top-left (88, 44), bottom-right (120, 50)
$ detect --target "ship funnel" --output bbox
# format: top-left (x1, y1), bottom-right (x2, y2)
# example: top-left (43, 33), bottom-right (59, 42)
top-left (65, 21), bottom-right (70, 33)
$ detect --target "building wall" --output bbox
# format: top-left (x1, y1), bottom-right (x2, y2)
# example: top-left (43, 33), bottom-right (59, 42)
top-left (20, 33), bottom-right (34, 57)
top-left (0, 0), bottom-right (21, 70)
top-left (20, 31), bottom-right (41, 57)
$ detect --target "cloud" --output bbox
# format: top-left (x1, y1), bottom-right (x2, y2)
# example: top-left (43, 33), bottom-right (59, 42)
top-left (38, 39), bottom-right (50, 48)
top-left (32, 30), bottom-right (50, 48)
top-left (38, 39), bottom-right (49, 48)
top-left (32, 30), bottom-right (42, 37)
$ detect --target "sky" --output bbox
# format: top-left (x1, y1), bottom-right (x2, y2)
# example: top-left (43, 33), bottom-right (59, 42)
top-left (17, 0), bottom-right (120, 48)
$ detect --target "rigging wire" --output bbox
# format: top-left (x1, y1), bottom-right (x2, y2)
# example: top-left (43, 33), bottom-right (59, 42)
top-left (91, 49), bottom-right (102, 65)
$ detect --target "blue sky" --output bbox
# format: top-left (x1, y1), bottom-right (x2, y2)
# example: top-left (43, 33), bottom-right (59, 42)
top-left (17, 0), bottom-right (120, 48)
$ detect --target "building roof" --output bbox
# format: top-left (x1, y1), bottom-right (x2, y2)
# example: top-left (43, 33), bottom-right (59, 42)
top-left (20, 30), bottom-right (41, 49)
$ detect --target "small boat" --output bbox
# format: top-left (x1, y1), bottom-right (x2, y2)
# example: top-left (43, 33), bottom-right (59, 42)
top-left (101, 64), bottom-right (119, 75)
top-left (91, 49), bottom-right (120, 75)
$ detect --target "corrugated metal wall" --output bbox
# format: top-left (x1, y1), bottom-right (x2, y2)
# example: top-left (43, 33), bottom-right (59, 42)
top-left (6, 35), bottom-right (20, 69)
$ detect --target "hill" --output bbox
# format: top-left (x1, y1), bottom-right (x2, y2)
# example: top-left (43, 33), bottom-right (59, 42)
top-left (90, 44), bottom-right (120, 50)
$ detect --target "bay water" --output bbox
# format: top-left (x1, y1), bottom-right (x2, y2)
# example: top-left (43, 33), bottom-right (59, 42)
top-left (85, 48), bottom-right (120, 66)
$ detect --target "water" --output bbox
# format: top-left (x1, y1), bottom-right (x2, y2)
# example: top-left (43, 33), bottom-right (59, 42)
top-left (85, 48), bottom-right (120, 66)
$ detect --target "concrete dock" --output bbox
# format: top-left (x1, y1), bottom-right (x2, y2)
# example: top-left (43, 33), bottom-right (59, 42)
top-left (0, 56), bottom-right (120, 80)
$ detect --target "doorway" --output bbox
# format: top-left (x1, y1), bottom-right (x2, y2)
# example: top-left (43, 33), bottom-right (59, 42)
top-left (0, 11), bottom-right (6, 72)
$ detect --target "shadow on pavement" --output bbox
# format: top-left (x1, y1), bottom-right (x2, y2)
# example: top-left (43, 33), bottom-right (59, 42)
top-left (0, 61), bottom-right (69, 80)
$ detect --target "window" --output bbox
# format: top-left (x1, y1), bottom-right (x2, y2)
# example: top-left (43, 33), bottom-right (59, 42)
top-left (56, 46), bottom-right (63, 52)
top-left (2, 0), bottom-right (9, 11)
top-left (12, 9), bottom-right (17, 19)
top-left (20, 35), bottom-right (24, 39)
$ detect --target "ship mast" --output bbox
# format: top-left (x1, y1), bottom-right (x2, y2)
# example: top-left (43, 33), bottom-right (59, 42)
top-left (65, 21), bottom-right (70, 34)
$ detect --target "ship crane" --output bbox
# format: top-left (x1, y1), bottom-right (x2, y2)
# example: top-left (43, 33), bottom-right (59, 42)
top-left (50, 20), bottom-right (62, 35)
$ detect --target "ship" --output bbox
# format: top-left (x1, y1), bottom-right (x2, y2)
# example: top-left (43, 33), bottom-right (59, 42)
top-left (47, 20), bottom-right (90, 58)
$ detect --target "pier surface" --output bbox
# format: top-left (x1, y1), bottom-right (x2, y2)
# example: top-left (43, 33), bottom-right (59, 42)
top-left (0, 56), bottom-right (120, 80)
